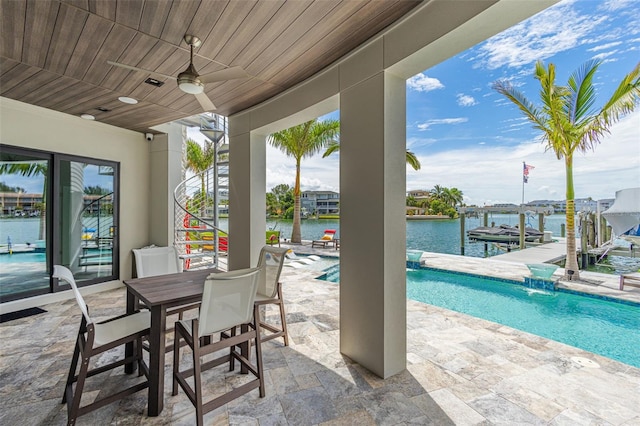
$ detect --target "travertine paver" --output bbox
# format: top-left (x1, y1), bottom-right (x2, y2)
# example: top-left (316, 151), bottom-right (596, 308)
top-left (1, 248), bottom-right (638, 425)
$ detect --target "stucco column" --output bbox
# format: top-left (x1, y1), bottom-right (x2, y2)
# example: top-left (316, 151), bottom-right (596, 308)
top-left (339, 70), bottom-right (407, 378)
top-left (228, 128), bottom-right (266, 269)
top-left (148, 123), bottom-right (183, 247)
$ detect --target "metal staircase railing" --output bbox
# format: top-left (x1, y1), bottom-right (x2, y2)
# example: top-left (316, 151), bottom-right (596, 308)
top-left (173, 114), bottom-right (229, 270)
top-left (80, 192), bottom-right (114, 269)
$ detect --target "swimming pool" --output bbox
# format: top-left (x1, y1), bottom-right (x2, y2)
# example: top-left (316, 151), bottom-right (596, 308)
top-left (319, 266), bottom-right (640, 368)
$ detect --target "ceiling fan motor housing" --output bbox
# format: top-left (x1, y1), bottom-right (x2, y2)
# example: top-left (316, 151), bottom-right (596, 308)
top-left (177, 63), bottom-right (204, 94)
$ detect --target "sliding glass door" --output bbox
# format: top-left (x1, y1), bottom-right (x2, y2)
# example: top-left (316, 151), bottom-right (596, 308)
top-left (0, 147), bottom-right (50, 301)
top-left (0, 145), bottom-right (119, 302)
top-left (56, 157), bottom-right (118, 284)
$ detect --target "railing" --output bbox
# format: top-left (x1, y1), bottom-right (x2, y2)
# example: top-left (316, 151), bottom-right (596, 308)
top-left (80, 192), bottom-right (114, 268)
top-left (174, 170), bottom-right (227, 269)
top-left (173, 114), bottom-right (229, 270)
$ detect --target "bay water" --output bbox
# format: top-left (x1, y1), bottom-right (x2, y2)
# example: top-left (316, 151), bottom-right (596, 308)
top-left (0, 214), bottom-right (566, 259)
top-left (260, 213), bottom-right (568, 258)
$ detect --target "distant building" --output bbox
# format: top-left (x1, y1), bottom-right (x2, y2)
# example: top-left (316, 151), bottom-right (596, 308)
top-left (1, 192), bottom-right (113, 216)
top-left (524, 197), bottom-right (614, 213)
top-left (492, 203), bottom-right (519, 209)
top-left (0, 192), bottom-right (43, 216)
top-left (407, 190), bottom-right (430, 201)
top-left (301, 190), bottom-right (340, 216)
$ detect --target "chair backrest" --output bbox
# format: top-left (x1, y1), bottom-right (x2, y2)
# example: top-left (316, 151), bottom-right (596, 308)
top-left (198, 267), bottom-right (261, 337)
top-left (132, 246), bottom-right (182, 278)
top-left (257, 246), bottom-right (288, 298)
top-left (320, 229), bottom-right (336, 241)
top-left (53, 265), bottom-right (92, 325)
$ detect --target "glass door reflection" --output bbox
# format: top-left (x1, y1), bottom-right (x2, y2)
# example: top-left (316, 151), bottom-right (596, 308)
top-left (0, 149), bottom-right (50, 301)
top-left (58, 160), bottom-right (117, 285)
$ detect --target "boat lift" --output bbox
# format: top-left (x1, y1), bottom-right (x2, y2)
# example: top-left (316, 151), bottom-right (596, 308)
top-left (458, 206), bottom-right (553, 255)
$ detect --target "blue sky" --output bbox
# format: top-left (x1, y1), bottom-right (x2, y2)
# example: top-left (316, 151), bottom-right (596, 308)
top-left (266, 0), bottom-right (640, 206)
top-left (1, 162), bottom-right (112, 194)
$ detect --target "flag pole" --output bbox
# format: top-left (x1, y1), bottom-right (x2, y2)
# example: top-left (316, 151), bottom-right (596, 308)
top-left (522, 161), bottom-right (525, 206)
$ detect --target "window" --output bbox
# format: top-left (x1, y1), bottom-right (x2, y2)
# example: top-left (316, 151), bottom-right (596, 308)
top-left (0, 145), bottom-right (119, 303)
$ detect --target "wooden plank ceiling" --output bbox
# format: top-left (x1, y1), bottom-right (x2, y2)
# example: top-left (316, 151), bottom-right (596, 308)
top-left (0, 0), bottom-right (421, 133)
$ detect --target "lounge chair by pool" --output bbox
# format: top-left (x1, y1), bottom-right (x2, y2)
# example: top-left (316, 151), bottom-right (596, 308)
top-left (619, 272), bottom-right (640, 290)
top-left (311, 229), bottom-right (336, 248)
top-left (285, 250), bottom-right (320, 265)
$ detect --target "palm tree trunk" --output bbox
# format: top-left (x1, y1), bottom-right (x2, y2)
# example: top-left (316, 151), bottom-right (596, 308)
top-left (200, 174), bottom-right (206, 217)
top-left (291, 160), bottom-right (302, 243)
top-left (564, 156), bottom-right (580, 280)
top-left (39, 181), bottom-right (46, 240)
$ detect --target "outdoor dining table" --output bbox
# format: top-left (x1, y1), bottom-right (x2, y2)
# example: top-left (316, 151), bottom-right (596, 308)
top-left (123, 267), bottom-right (220, 416)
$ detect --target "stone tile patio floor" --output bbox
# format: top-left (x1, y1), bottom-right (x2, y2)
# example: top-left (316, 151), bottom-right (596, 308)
top-left (1, 249), bottom-right (639, 425)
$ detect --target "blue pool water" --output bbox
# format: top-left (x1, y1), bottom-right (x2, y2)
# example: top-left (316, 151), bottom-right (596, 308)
top-left (0, 252), bottom-right (46, 264)
top-left (320, 266), bottom-right (640, 368)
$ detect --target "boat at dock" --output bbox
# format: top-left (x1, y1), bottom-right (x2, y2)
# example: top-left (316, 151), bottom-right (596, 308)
top-left (467, 224), bottom-right (544, 243)
top-left (602, 187), bottom-right (640, 245)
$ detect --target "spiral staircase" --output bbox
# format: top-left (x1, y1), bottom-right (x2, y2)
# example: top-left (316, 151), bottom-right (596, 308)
top-left (173, 115), bottom-right (229, 270)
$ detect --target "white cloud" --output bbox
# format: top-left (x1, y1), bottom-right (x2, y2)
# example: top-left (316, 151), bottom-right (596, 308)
top-left (417, 118), bottom-right (468, 131)
top-left (407, 73), bottom-right (444, 92)
top-left (588, 41), bottom-right (623, 52)
top-left (266, 144), bottom-right (339, 193)
top-left (264, 111), bottom-right (639, 206)
top-left (456, 94), bottom-right (478, 107)
top-left (406, 136), bottom-right (437, 150)
top-left (473, 1), bottom-right (605, 70)
top-left (592, 50), bottom-right (619, 61)
top-left (602, 0), bottom-right (636, 11)
top-left (407, 110), bottom-right (640, 206)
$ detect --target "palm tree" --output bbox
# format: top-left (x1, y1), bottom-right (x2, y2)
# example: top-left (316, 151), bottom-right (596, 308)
top-left (323, 141), bottom-right (421, 171)
top-left (268, 119), bottom-right (340, 243)
top-left (184, 138), bottom-right (215, 215)
top-left (429, 184), bottom-right (446, 202)
top-left (406, 195), bottom-right (419, 207)
top-left (494, 60), bottom-right (640, 280)
top-left (0, 161), bottom-right (48, 239)
top-left (445, 187), bottom-right (464, 208)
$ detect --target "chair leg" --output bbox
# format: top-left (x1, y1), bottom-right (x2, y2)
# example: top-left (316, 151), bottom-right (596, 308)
top-left (172, 328), bottom-right (181, 396)
top-left (192, 340), bottom-right (204, 426)
top-left (62, 332), bottom-right (82, 404)
top-left (253, 306), bottom-right (265, 397)
top-left (67, 353), bottom-right (91, 426)
top-left (277, 285), bottom-right (289, 346)
top-left (239, 324), bottom-right (249, 374)
top-left (136, 336), bottom-right (144, 377)
top-left (228, 327), bottom-right (237, 371)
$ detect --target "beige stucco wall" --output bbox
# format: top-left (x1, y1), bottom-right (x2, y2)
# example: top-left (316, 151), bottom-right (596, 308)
top-left (0, 97), bottom-right (150, 299)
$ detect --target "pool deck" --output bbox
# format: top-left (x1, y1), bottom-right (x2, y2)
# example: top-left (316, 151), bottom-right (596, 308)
top-left (282, 240), bottom-right (640, 305)
top-left (1, 242), bottom-right (639, 425)
top-left (491, 239), bottom-right (569, 263)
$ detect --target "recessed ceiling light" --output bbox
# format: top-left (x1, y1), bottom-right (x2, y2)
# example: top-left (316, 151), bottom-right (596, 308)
top-left (145, 77), bottom-right (165, 87)
top-left (80, 114), bottom-right (95, 120)
top-left (118, 96), bottom-right (138, 104)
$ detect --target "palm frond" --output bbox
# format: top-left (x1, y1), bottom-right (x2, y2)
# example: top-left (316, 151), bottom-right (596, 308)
top-left (566, 59), bottom-right (599, 124)
top-left (598, 61), bottom-right (640, 125)
top-left (322, 141), bottom-right (341, 158)
top-left (492, 77), bottom-right (547, 134)
top-left (406, 150), bottom-right (421, 171)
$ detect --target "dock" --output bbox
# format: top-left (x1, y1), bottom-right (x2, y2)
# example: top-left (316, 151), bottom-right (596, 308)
top-left (486, 238), bottom-right (570, 263)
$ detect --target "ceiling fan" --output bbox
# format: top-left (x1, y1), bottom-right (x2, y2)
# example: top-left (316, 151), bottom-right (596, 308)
top-left (107, 34), bottom-right (249, 111)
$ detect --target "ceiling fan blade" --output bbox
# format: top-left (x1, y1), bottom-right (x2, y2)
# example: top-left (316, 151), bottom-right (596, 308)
top-left (107, 60), bottom-right (176, 81)
top-left (195, 92), bottom-right (216, 111)
top-left (199, 66), bottom-right (249, 84)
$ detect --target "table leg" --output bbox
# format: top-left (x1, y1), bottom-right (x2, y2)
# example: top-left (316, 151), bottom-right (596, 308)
top-left (148, 305), bottom-right (167, 416)
top-left (125, 290), bottom-right (137, 374)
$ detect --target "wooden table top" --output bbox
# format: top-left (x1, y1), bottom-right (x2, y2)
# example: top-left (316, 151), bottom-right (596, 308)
top-left (123, 268), bottom-right (221, 307)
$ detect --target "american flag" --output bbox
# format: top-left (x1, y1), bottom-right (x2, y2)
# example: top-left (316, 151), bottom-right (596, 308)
top-left (523, 162), bottom-right (535, 183)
